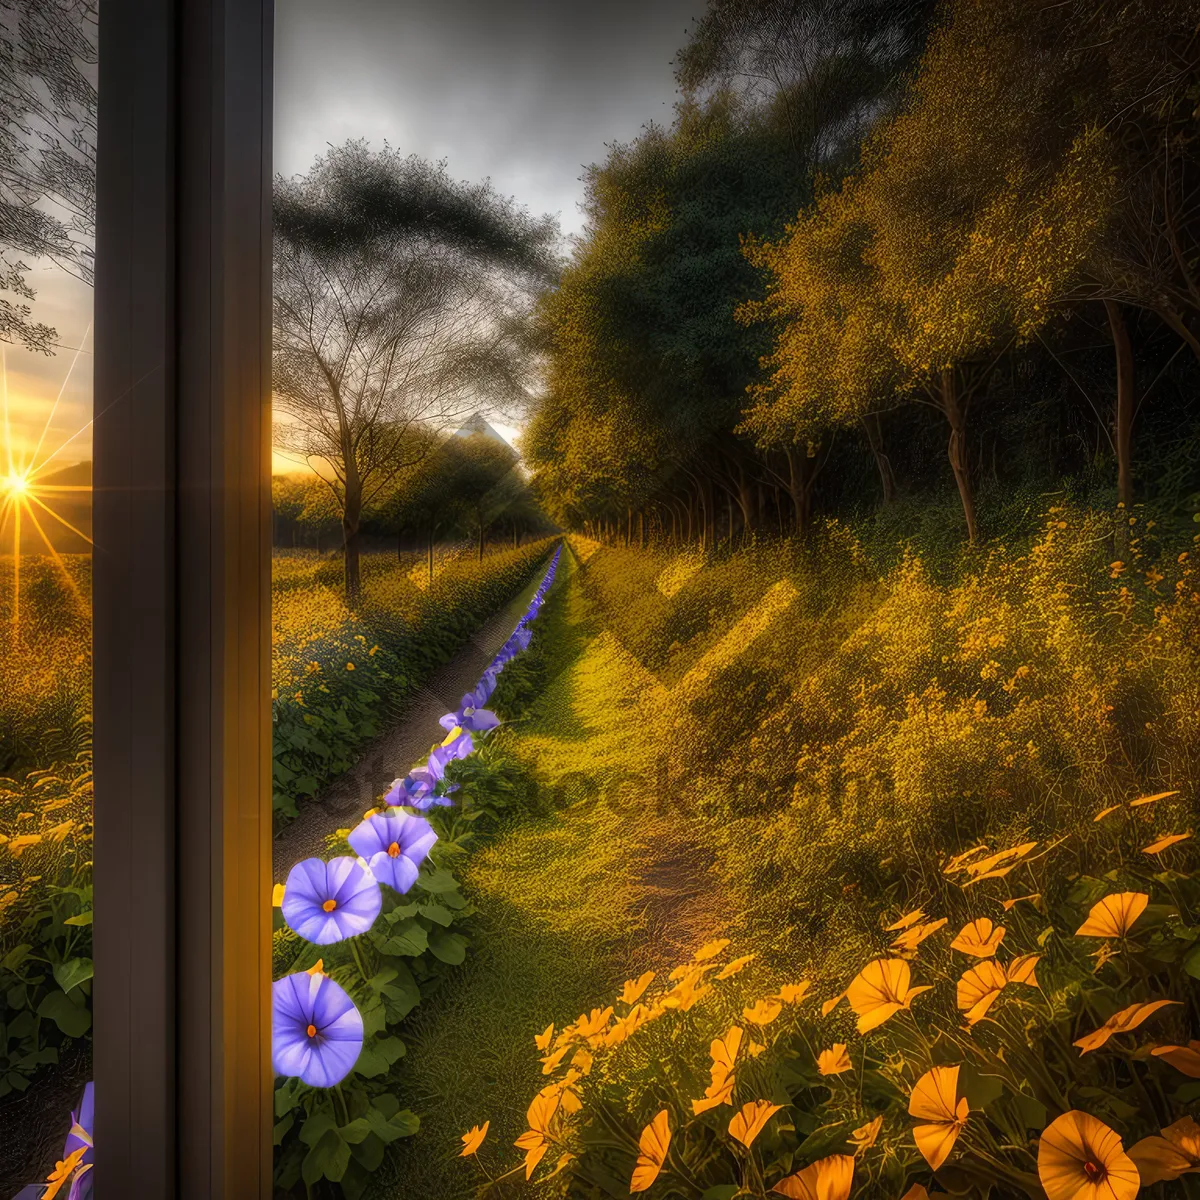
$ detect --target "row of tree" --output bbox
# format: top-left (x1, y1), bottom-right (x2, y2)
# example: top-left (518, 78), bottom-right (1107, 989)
top-left (273, 427), bottom-right (552, 567)
top-left (524, 0), bottom-right (1200, 546)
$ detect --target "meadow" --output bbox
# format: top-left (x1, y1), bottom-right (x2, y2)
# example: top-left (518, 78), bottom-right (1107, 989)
top-left (0, 541), bottom-right (554, 1109)
top-left (363, 503), bottom-right (1200, 1200)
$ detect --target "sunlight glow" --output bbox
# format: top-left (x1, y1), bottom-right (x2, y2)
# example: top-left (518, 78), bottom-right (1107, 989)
top-left (0, 332), bottom-right (94, 626)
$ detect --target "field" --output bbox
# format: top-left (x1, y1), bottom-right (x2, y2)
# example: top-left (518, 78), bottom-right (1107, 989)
top-left (359, 505), bottom-right (1200, 1199)
top-left (0, 542), bottom-right (554, 1114)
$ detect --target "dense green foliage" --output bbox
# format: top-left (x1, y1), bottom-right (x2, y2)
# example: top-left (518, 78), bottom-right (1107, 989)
top-left (526, 0), bottom-right (1200, 549)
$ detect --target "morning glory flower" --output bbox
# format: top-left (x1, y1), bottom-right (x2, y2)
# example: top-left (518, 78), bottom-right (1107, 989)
top-left (347, 809), bottom-right (437, 894)
top-left (272, 969), bottom-right (364, 1088)
top-left (281, 856), bottom-right (381, 944)
top-left (438, 696), bottom-right (500, 736)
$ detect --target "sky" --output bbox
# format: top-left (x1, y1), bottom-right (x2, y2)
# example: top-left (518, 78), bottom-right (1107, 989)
top-left (5, 0), bottom-right (706, 485)
top-left (272, 0), bottom-right (706, 469)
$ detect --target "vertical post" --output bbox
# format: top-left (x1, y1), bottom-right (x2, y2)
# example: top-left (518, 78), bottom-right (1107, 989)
top-left (93, 0), bottom-right (274, 1196)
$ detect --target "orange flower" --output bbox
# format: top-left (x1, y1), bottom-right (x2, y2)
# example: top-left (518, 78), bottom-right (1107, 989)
top-left (1074, 892), bottom-right (1149, 938)
top-left (1093, 805), bottom-right (1122, 822)
top-left (692, 1077), bottom-right (734, 1115)
top-left (886, 909), bottom-right (926, 931)
top-left (1037, 1111), bottom-right (1139, 1200)
top-left (950, 918), bottom-right (1005, 957)
top-left (771, 1153), bottom-right (854, 1200)
top-left (821, 991), bottom-right (846, 1017)
top-left (693, 937), bottom-right (731, 962)
top-left (817, 1044), bottom-right (853, 1076)
top-left (1130, 789), bottom-right (1179, 807)
top-left (1073, 999), bottom-right (1181, 1053)
top-left (744, 997), bottom-right (784, 1025)
top-left (718, 954), bottom-right (757, 979)
top-left (1152, 1040), bottom-right (1200, 1077)
top-left (908, 1066), bottom-right (968, 1170)
top-left (956, 960), bottom-right (1008, 1025)
top-left (693, 1025), bottom-right (742, 1113)
top-left (729, 1100), bottom-right (783, 1148)
top-left (515, 1091), bottom-right (561, 1179)
top-left (1001, 893), bottom-right (1041, 911)
top-left (850, 1115), bottom-right (883, 1153)
top-left (891, 918), bottom-right (948, 954)
top-left (1006, 954), bottom-right (1041, 988)
top-left (1143, 832), bottom-right (1191, 855)
top-left (540, 1045), bottom-right (569, 1074)
top-left (777, 982), bottom-right (811, 1004)
top-left (535, 1022), bottom-right (555, 1051)
top-left (459, 1121), bottom-right (489, 1156)
top-left (41, 1149), bottom-right (88, 1200)
top-left (748, 1040), bottom-right (766, 1057)
top-left (847, 959), bottom-right (931, 1033)
top-left (959, 841), bottom-right (1038, 886)
top-left (630, 1110), bottom-right (671, 1193)
top-left (1128, 1116), bottom-right (1200, 1185)
top-left (575, 1006), bottom-right (614, 1038)
top-left (621, 972), bottom-right (655, 1005)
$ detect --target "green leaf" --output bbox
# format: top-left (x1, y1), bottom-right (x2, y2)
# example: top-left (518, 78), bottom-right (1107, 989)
top-left (428, 929), bottom-right (469, 965)
top-left (299, 1111), bottom-right (338, 1148)
top-left (418, 867), bottom-right (460, 894)
top-left (53, 958), bottom-right (93, 994)
top-left (419, 902), bottom-right (455, 927)
top-left (354, 1035), bottom-right (406, 1078)
top-left (37, 988), bottom-right (91, 1037)
top-left (702, 1188), bottom-right (741, 1200)
top-left (302, 1128), bottom-right (350, 1185)
top-left (63, 911), bottom-right (93, 927)
top-left (2, 944), bottom-right (32, 971)
top-left (379, 920), bottom-right (428, 957)
top-left (1183, 943), bottom-right (1200, 980)
top-left (364, 1102), bottom-right (419, 1144)
top-left (339, 1118), bottom-right (372, 1145)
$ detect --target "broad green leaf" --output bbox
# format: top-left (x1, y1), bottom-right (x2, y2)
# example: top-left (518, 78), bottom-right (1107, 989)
top-left (53, 958), bottom-right (93, 994)
top-left (37, 989), bottom-right (91, 1038)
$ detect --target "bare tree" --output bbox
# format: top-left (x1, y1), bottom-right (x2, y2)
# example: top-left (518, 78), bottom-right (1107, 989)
top-left (0, 0), bottom-right (97, 353)
top-left (272, 142), bottom-right (557, 603)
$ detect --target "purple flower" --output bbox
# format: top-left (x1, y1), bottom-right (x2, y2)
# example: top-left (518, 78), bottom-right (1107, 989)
top-left (347, 810), bottom-right (437, 894)
top-left (281, 857), bottom-right (381, 944)
top-left (272, 970), bottom-right (364, 1087)
top-left (438, 697), bottom-right (500, 736)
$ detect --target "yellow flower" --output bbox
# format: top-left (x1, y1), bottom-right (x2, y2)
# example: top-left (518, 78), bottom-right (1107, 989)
top-left (846, 959), bottom-right (931, 1034)
top-left (909, 1065), bottom-right (968, 1170)
top-left (1151, 1040), bottom-right (1200, 1076)
top-left (1128, 1116), bottom-right (1200, 1185)
top-left (743, 998), bottom-right (784, 1025)
top-left (41, 1149), bottom-right (88, 1200)
top-left (849, 1114), bottom-right (883, 1153)
top-left (630, 1110), bottom-right (671, 1193)
top-left (1130, 789), bottom-right (1178, 807)
top-left (459, 1121), bottom-right (489, 1157)
top-left (1037, 1111), bottom-right (1139, 1200)
top-left (1073, 999), bottom-right (1180, 1054)
top-left (771, 1154), bottom-right (854, 1199)
top-left (1143, 832), bottom-right (1191, 855)
top-left (817, 1044), bottom-right (853, 1076)
top-left (728, 1100), bottom-right (783, 1148)
top-left (956, 960), bottom-right (1008, 1026)
top-left (949, 917), bottom-right (1005, 957)
top-left (621, 971), bottom-right (655, 1004)
top-left (1074, 892), bottom-right (1148, 939)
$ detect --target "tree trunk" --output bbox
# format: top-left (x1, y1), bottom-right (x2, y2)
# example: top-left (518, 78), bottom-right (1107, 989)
top-left (940, 368), bottom-right (978, 543)
top-left (478, 521), bottom-right (484, 562)
top-left (783, 445), bottom-right (812, 534)
top-left (1104, 299), bottom-right (1135, 510)
top-left (638, 511), bottom-right (645, 549)
top-left (860, 412), bottom-right (897, 503)
top-left (428, 527), bottom-right (434, 584)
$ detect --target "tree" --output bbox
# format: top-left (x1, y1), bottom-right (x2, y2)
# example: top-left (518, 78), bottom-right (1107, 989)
top-left (272, 141), bottom-right (558, 603)
top-left (0, 0), bottom-right (97, 353)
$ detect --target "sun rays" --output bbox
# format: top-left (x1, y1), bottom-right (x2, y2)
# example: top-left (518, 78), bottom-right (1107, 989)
top-left (1, 329), bottom-right (93, 624)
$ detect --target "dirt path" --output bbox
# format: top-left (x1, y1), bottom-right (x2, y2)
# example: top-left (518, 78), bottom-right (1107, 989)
top-left (272, 563), bottom-right (551, 879)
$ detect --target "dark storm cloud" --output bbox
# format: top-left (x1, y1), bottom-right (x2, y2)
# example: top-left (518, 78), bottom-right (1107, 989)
top-left (274, 0), bottom-right (706, 238)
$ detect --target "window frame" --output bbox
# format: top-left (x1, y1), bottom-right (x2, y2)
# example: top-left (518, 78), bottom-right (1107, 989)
top-left (92, 0), bottom-right (274, 1193)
